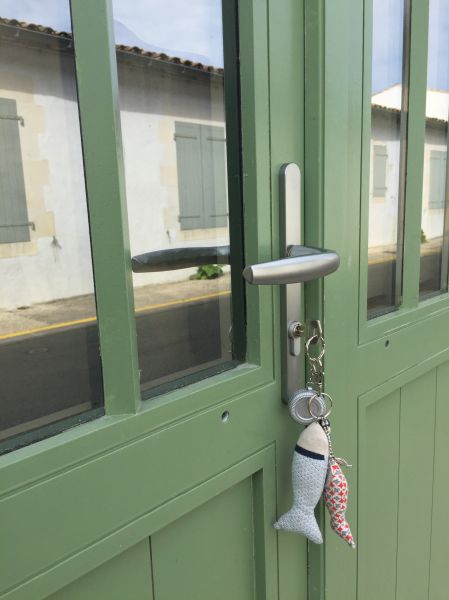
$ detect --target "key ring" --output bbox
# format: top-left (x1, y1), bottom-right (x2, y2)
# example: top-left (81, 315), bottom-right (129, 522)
top-left (308, 392), bottom-right (333, 419)
top-left (305, 334), bottom-right (326, 363)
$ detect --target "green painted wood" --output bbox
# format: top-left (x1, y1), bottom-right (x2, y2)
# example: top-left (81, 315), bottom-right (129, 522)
top-left (238, 0), bottom-right (272, 370)
top-left (152, 478), bottom-right (255, 600)
top-left (428, 150), bottom-right (447, 208)
top-left (429, 360), bottom-right (449, 599)
top-left (319, 1), bottom-right (363, 598)
top-left (357, 0), bottom-right (374, 329)
top-left (267, 0), bottom-right (309, 599)
top-left (396, 369), bottom-right (435, 599)
top-left (358, 390), bottom-right (400, 600)
top-left (222, 0), bottom-right (246, 362)
top-left (174, 121), bottom-right (229, 230)
top-left (372, 144), bottom-right (388, 197)
top-left (201, 125), bottom-right (228, 228)
top-left (175, 122), bottom-right (228, 230)
top-left (288, 0), bottom-right (449, 598)
top-left (304, 2), bottom-right (326, 596)
top-left (0, 388), bottom-right (287, 600)
top-left (71, 0), bottom-right (140, 414)
top-left (47, 540), bottom-right (152, 600)
top-left (358, 0), bottom-right (435, 340)
top-left (0, 98), bottom-right (30, 244)
top-left (401, 0), bottom-right (429, 310)
top-left (174, 122), bottom-right (204, 230)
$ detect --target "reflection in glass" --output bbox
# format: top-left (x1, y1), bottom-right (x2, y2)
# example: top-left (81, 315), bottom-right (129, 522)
top-left (419, 0), bottom-right (449, 298)
top-left (0, 2), bottom-right (103, 450)
top-left (113, 0), bottom-right (236, 393)
top-left (367, 0), bottom-right (409, 318)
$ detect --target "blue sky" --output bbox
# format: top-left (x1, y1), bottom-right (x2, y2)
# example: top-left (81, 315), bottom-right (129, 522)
top-left (372, 0), bottom-right (449, 93)
top-left (0, 0), bottom-right (224, 66)
top-left (0, 0), bottom-right (447, 89)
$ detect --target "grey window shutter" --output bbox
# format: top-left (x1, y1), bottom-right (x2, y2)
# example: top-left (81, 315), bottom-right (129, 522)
top-left (175, 121), bottom-right (204, 230)
top-left (372, 144), bottom-right (388, 198)
top-left (0, 97), bottom-right (30, 243)
top-left (428, 149), bottom-right (447, 209)
top-left (200, 125), bottom-right (228, 229)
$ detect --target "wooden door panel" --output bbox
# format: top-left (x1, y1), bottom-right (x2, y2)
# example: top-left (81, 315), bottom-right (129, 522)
top-left (429, 360), bottom-right (449, 599)
top-left (151, 478), bottom-right (255, 600)
top-left (47, 540), bottom-right (152, 600)
top-left (357, 364), bottom-right (449, 600)
top-left (358, 390), bottom-right (400, 600)
top-left (0, 385), bottom-right (278, 598)
top-left (396, 371), bottom-right (435, 600)
top-left (2, 443), bottom-right (277, 600)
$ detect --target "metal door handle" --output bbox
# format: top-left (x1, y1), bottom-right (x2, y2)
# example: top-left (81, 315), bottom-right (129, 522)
top-left (242, 245), bottom-right (339, 285)
top-left (242, 163), bottom-right (340, 402)
top-left (131, 245), bottom-right (230, 273)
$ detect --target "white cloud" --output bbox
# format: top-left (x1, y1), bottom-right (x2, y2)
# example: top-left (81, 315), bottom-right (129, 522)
top-left (113, 0), bottom-right (223, 66)
top-left (0, 0), bottom-right (71, 31)
top-left (0, 0), bottom-right (224, 67)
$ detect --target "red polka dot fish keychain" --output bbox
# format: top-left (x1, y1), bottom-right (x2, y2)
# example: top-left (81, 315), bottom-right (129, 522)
top-left (305, 320), bottom-right (356, 548)
top-left (274, 320), bottom-right (356, 549)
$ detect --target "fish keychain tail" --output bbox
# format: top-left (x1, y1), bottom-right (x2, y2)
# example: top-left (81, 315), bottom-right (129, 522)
top-left (324, 458), bottom-right (356, 548)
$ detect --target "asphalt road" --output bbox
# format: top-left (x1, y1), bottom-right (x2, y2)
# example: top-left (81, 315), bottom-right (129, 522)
top-left (0, 296), bottom-right (231, 434)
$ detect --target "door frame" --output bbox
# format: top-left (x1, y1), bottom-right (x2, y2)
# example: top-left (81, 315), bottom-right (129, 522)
top-left (312, 1), bottom-right (449, 598)
top-left (0, 1), bottom-right (310, 599)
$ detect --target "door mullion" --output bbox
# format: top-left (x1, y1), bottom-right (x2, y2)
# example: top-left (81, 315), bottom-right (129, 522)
top-left (401, 0), bottom-right (429, 310)
top-left (70, 0), bottom-right (140, 414)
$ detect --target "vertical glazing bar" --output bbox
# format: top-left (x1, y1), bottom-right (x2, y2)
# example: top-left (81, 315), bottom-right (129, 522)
top-left (70, 0), bottom-right (140, 413)
top-left (440, 155), bottom-right (449, 292)
top-left (394, 0), bottom-right (411, 308)
top-left (222, 0), bottom-right (246, 362)
top-left (401, 0), bottom-right (430, 308)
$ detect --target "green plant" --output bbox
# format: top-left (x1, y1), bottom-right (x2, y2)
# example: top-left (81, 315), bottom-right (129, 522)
top-left (421, 229), bottom-right (427, 243)
top-left (190, 264), bottom-right (224, 280)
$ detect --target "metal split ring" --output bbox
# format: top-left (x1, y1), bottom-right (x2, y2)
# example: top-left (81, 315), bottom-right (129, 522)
top-left (308, 392), bottom-right (333, 419)
top-left (305, 334), bottom-right (326, 362)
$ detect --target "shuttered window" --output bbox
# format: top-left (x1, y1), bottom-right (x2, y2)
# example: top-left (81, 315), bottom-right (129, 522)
top-left (0, 97), bottom-right (30, 243)
top-left (428, 149), bottom-right (447, 209)
top-left (175, 121), bottom-right (228, 230)
top-left (372, 143), bottom-right (388, 198)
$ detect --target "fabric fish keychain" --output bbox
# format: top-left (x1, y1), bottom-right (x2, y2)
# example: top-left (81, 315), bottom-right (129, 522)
top-left (274, 420), bottom-right (329, 543)
top-left (274, 321), bottom-right (356, 549)
top-left (319, 416), bottom-right (356, 548)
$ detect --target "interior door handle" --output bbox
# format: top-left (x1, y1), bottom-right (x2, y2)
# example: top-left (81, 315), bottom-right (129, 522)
top-left (242, 163), bottom-right (340, 403)
top-left (242, 245), bottom-right (339, 285)
top-left (131, 245), bottom-right (230, 273)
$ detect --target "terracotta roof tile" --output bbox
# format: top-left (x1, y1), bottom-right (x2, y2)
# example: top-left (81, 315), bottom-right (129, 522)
top-left (0, 16), bottom-right (223, 75)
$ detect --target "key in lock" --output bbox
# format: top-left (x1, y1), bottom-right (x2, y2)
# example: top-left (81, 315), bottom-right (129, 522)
top-left (287, 320), bottom-right (304, 356)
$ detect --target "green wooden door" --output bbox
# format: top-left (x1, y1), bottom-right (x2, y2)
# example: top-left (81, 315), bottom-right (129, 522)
top-left (311, 0), bottom-right (449, 598)
top-left (0, 1), bottom-right (309, 600)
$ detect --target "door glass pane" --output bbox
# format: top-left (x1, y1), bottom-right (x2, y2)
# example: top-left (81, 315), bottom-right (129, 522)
top-left (0, 2), bottom-right (103, 451)
top-left (367, 0), bottom-right (409, 318)
top-left (419, 0), bottom-right (449, 299)
top-left (112, 0), bottom-right (241, 394)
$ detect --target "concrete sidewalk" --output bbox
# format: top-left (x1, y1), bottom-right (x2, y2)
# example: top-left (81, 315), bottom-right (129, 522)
top-left (0, 274), bottom-right (231, 338)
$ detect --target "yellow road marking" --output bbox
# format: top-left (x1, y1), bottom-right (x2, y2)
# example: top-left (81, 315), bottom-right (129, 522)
top-left (0, 290), bottom-right (231, 341)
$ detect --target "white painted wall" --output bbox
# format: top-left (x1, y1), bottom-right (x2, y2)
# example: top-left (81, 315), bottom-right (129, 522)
top-left (369, 109), bottom-right (447, 249)
top-left (0, 42), bottom-right (96, 310)
top-left (0, 41), bottom-right (228, 310)
top-left (1, 42), bottom-right (447, 310)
